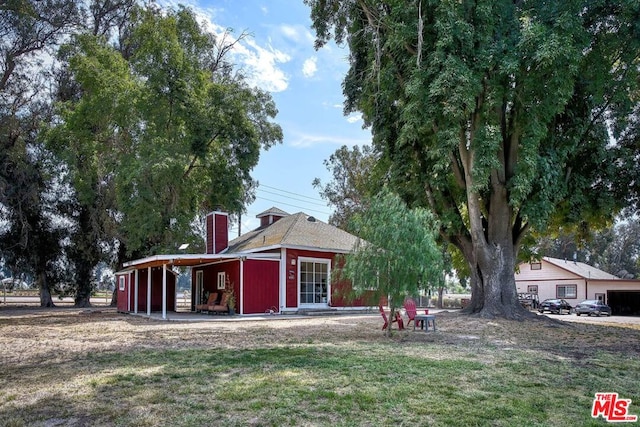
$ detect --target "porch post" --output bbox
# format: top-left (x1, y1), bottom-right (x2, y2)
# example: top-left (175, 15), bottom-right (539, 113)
top-left (134, 269), bottom-right (139, 314)
top-left (127, 273), bottom-right (131, 312)
top-left (162, 263), bottom-right (167, 320)
top-left (147, 266), bottom-right (151, 316)
top-left (279, 248), bottom-right (286, 312)
top-left (240, 257), bottom-right (244, 315)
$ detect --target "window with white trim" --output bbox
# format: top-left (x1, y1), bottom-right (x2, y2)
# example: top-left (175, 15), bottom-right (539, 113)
top-left (118, 276), bottom-right (125, 291)
top-left (556, 284), bottom-right (577, 299)
top-left (217, 272), bottom-right (226, 290)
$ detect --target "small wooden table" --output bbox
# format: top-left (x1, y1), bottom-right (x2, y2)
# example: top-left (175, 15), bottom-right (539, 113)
top-left (414, 314), bottom-right (436, 332)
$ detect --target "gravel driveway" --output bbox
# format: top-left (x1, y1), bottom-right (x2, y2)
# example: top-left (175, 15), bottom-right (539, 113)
top-left (536, 311), bottom-right (640, 327)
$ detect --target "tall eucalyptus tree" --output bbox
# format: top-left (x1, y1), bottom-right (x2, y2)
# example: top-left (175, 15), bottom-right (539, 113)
top-left (0, 0), bottom-right (81, 306)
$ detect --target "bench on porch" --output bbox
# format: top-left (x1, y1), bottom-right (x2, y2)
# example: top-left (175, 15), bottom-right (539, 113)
top-left (208, 292), bottom-right (231, 314)
top-left (195, 293), bottom-right (218, 313)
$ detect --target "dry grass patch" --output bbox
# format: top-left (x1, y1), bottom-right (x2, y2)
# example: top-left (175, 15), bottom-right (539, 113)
top-left (1, 308), bottom-right (639, 426)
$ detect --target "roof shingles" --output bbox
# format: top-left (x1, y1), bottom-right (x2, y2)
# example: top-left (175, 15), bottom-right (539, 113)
top-left (544, 257), bottom-right (619, 280)
top-left (228, 212), bottom-right (357, 253)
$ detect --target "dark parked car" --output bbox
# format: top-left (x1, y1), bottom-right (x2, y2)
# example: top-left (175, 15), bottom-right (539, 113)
top-left (575, 300), bottom-right (612, 317)
top-left (538, 299), bottom-right (572, 314)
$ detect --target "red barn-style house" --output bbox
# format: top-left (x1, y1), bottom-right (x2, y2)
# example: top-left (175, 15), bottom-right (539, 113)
top-left (117, 207), bottom-right (372, 318)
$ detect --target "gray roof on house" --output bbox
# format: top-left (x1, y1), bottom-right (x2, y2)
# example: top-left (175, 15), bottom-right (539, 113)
top-left (544, 257), bottom-right (619, 280)
top-left (227, 212), bottom-right (358, 253)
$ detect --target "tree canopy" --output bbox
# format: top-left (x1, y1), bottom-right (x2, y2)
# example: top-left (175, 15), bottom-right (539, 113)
top-left (2, 1), bottom-right (283, 306)
top-left (306, 0), bottom-right (640, 318)
top-left (313, 144), bottom-right (380, 231)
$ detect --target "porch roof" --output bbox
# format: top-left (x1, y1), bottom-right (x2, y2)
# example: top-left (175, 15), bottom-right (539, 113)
top-left (122, 252), bottom-right (279, 270)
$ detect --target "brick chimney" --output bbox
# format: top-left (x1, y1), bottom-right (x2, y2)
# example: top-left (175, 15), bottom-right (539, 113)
top-left (206, 211), bottom-right (228, 254)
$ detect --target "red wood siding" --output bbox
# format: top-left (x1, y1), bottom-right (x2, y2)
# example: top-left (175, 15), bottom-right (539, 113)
top-left (242, 260), bottom-right (279, 314)
top-left (129, 279), bottom-right (135, 311)
top-left (191, 261), bottom-right (239, 310)
top-left (285, 250), bottom-right (299, 308)
top-left (136, 269), bottom-right (148, 312)
top-left (151, 268), bottom-right (176, 311)
top-left (329, 257), bottom-right (375, 307)
top-left (116, 272), bottom-right (130, 312)
top-left (259, 214), bottom-right (284, 227)
top-left (214, 213), bottom-right (228, 253)
top-left (206, 212), bottom-right (229, 254)
top-left (206, 213), bottom-right (214, 254)
top-left (132, 268), bottom-right (176, 312)
top-left (284, 249), bottom-right (368, 308)
top-left (218, 262), bottom-right (240, 295)
top-left (330, 278), bottom-right (377, 308)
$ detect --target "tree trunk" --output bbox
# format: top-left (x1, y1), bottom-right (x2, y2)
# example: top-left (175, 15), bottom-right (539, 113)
top-left (74, 293), bottom-right (92, 307)
top-left (463, 263), bottom-right (483, 314)
top-left (74, 294), bottom-right (92, 307)
top-left (385, 306), bottom-right (396, 337)
top-left (74, 261), bottom-right (93, 308)
top-left (37, 271), bottom-right (55, 307)
top-left (460, 242), bottom-right (529, 318)
top-left (73, 205), bottom-right (99, 308)
top-left (458, 144), bottom-right (531, 319)
top-left (110, 288), bottom-right (117, 306)
top-left (385, 309), bottom-right (392, 337)
top-left (476, 243), bottom-right (527, 319)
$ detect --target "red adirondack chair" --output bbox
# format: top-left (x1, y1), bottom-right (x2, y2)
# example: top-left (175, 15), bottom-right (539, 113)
top-left (379, 305), bottom-right (404, 330)
top-left (404, 298), bottom-right (418, 327)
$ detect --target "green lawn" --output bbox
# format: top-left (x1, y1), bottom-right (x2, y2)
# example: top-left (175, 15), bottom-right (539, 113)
top-left (0, 309), bottom-right (638, 426)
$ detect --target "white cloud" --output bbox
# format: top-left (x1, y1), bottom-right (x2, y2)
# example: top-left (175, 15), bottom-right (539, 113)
top-left (184, 6), bottom-right (291, 93)
top-left (279, 24), bottom-right (315, 44)
top-left (233, 38), bottom-right (291, 92)
top-left (281, 25), bottom-right (300, 41)
top-left (289, 131), bottom-right (370, 148)
top-left (302, 57), bottom-right (318, 78)
top-left (346, 113), bottom-right (362, 124)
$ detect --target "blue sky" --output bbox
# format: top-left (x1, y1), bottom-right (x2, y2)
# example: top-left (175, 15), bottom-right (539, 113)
top-left (168, 0), bottom-right (372, 234)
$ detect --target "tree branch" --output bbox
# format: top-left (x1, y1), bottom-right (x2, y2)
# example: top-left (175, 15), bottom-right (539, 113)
top-left (449, 151), bottom-right (466, 189)
top-left (183, 130), bottom-right (222, 179)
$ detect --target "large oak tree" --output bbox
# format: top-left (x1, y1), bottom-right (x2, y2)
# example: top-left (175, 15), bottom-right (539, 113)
top-left (306, 0), bottom-right (640, 318)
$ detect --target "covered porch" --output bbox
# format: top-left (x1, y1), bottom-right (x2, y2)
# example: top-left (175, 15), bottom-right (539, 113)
top-left (120, 253), bottom-right (280, 319)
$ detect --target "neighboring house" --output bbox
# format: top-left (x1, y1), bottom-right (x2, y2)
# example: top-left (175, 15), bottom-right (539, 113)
top-left (515, 257), bottom-right (640, 315)
top-left (117, 207), bottom-right (373, 318)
